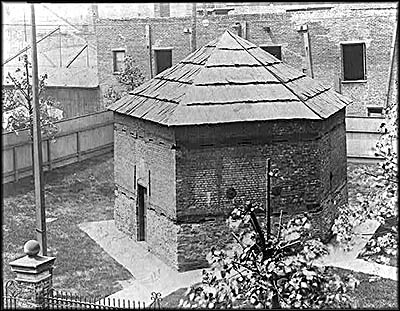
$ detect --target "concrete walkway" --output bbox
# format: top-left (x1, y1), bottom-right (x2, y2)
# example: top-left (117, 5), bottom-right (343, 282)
top-left (314, 219), bottom-right (398, 281)
top-left (79, 218), bottom-right (397, 305)
top-left (78, 220), bottom-right (202, 305)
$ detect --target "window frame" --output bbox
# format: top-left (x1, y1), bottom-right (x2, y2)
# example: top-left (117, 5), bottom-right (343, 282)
top-left (153, 47), bottom-right (173, 75)
top-left (112, 49), bottom-right (126, 74)
top-left (340, 41), bottom-right (367, 83)
top-left (367, 106), bottom-right (384, 117)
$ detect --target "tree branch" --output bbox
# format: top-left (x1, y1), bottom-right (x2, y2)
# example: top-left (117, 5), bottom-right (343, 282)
top-left (231, 232), bottom-right (244, 249)
top-left (364, 171), bottom-right (397, 183)
top-left (7, 73), bottom-right (31, 102)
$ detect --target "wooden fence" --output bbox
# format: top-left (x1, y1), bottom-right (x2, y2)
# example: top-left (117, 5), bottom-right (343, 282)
top-left (2, 111), bottom-right (114, 184)
top-left (345, 116), bottom-right (386, 163)
top-left (1, 114), bottom-right (387, 184)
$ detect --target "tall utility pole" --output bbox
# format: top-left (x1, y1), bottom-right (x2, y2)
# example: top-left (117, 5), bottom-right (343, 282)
top-left (191, 3), bottom-right (197, 52)
top-left (30, 3), bottom-right (47, 256)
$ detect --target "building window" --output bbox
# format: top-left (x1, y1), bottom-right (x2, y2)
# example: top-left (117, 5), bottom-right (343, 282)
top-left (260, 45), bottom-right (282, 60)
top-left (113, 50), bottom-right (125, 73)
top-left (367, 106), bottom-right (383, 117)
top-left (154, 49), bottom-right (172, 75)
top-left (341, 43), bottom-right (366, 81)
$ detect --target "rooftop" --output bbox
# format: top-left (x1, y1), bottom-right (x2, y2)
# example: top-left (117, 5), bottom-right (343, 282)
top-left (108, 30), bottom-right (351, 126)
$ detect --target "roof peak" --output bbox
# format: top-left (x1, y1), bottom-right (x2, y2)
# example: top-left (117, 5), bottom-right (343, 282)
top-left (108, 29), bottom-right (351, 126)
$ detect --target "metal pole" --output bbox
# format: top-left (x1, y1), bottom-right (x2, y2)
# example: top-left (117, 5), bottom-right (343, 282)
top-left (266, 158), bottom-right (271, 239)
top-left (146, 24), bottom-right (153, 78)
top-left (191, 3), bottom-right (197, 52)
top-left (30, 3), bottom-right (47, 256)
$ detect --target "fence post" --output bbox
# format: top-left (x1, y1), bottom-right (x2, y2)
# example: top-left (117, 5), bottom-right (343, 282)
top-left (76, 131), bottom-right (81, 161)
top-left (13, 147), bottom-right (18, 182)
top-left (9, 240), bottom-right (56, 309)
top-left (47, 139), bottom-right (52, 171)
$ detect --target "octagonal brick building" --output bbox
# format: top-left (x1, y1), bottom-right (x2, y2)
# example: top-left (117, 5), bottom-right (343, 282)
top-left (108, 30), bottom-right (351, 271)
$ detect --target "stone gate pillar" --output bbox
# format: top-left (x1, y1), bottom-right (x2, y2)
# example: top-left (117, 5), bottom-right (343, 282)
top-left (8, 240), bottom-right (56, 309)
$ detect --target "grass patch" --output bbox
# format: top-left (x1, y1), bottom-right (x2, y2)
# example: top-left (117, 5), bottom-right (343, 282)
top-left (2, 157), bottom-right (396, 306)
top-left (357, 216), bottom-right (398, 266)
top-left (2, 153), bottom-right (132, 298)
top-left (332, 266), bottom-right (398, 309)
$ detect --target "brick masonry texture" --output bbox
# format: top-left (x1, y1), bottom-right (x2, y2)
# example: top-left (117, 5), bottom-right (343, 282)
top-left (173, 110), bottom-right (347, 270)
top-left (96, 5), bottom-right (397, 116)
top-left (113, 112), bottom-right (178, 267)
top-left (113, 106), bottom-right (348, 271)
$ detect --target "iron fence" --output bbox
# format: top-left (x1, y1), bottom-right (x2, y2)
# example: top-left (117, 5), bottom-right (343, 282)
top-left (2, 280), bottom-right (162, 310)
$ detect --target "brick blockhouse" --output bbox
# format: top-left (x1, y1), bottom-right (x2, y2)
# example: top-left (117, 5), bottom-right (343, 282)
top-left (108, 30), bottom-right (351, 271)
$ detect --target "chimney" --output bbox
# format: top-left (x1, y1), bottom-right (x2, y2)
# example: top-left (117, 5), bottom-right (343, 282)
top-left (154, 3), bottom-right (170, 17)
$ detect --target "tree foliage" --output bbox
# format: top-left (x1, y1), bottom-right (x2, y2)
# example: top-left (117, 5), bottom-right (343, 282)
top-left (181, 202), bottom-right (359, 309)
top-left (104, 55), bottom-right (145, 106)
top-left (332, 100), bottom-right (398, 250)
top-left (2, 54), bottom-right (63, 138)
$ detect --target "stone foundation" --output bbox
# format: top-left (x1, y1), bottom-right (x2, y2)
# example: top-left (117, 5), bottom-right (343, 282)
top-left (177, 217), bottom-right (234, 271)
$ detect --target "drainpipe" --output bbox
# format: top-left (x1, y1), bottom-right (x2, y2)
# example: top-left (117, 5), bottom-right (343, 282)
top-left (385, 21), bottom-right (398, 109)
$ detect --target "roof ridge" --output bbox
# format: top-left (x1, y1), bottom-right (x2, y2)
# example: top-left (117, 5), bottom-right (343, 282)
top-left (226, 31), bottom-right (325, 120)
top-left (186, 98), bottom-right (301, 106)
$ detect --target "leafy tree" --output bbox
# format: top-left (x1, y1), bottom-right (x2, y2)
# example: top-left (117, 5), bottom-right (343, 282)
top-left (332, 99), bottom-right (398, 255)
top-left (104, 55), bottom-right (145, 106)
top-left (2, 54), bottom-right (62, 138)
top-left (181, 202), bottom-right (359, 309)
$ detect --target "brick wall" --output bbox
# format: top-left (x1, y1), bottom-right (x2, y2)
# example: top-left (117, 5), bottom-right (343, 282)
top-left (96, 5), bottom-right (396, 116)
top-left (113, 108), bottom-right (347, 271)
top-left (113, 113), bottom-right (178, 267)
top-left (174, 110), bottom-right (347, 270)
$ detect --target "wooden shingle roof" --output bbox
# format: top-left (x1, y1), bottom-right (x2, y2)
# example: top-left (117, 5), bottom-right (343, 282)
top-left (108, 30), bottom-right (351, 126)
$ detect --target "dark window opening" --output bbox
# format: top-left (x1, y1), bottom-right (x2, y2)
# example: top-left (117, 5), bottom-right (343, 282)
top-left (112, 50), bottom-right (125, 73)
top-left (137, 185), bottom-right (147, 241)
top-left (342, 43), bottom-right (366, 81)
top-left (367, 107), bottom-right (383, 117)
top-left (154, 49), bottom-right (172, 75)
top-left (260, 46), bottom-right (282, 60)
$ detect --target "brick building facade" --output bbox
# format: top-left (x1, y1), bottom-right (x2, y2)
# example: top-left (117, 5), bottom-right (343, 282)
top-left (96, 2), bottom-right (397, 117)
top-left (108, 31), bottom-right (350, 271)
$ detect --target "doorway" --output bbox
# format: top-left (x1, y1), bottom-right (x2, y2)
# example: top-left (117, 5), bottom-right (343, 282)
top-left (137, 185), bottom-right (147, 241)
